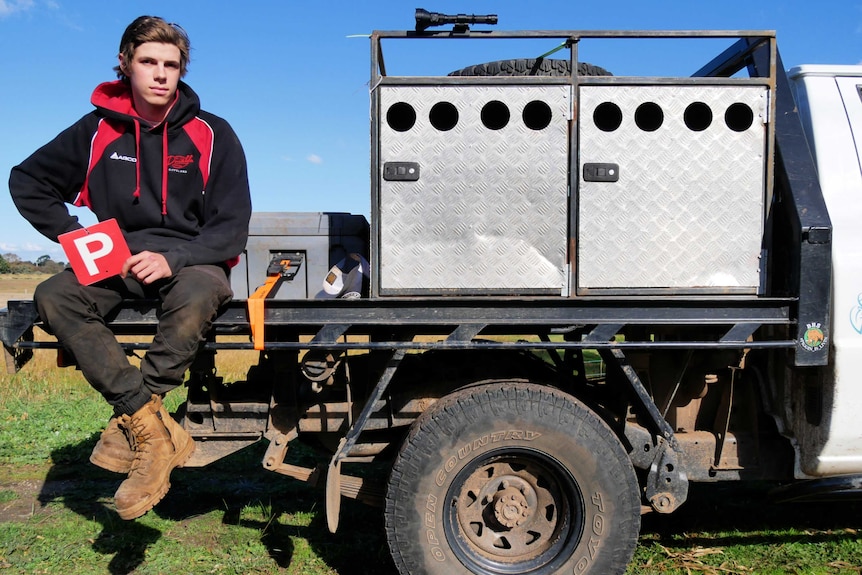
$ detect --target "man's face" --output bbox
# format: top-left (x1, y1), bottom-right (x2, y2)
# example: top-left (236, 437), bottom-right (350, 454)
top-left (121, 42), bottom-right (182, 124)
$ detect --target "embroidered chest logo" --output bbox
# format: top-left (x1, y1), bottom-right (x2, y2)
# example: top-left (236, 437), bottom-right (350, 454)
top-left (109, 151), bottom-right (137, 163)
top-left (168, 154), bottom-right (195, 173)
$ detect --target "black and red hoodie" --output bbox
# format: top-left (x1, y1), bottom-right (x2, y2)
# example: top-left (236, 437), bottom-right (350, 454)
top-left (9, 80), bottom-right (252, 274)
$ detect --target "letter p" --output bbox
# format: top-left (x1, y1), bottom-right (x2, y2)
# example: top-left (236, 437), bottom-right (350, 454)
top-left (73, 232), bottom-right (114, 276)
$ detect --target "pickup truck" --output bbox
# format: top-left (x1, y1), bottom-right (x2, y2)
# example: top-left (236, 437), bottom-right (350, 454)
top-left (3, 10), bottom-right (860, 575)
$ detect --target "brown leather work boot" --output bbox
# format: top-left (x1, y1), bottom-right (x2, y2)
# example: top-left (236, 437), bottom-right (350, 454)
top-left (90, 416), bottom-right (135, 474)
top-left (114, 395), bottom-right (195, 520)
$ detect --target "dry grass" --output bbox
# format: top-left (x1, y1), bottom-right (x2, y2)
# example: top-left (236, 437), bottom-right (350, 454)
top-left (1, 274), bottom-right (256, 394)
top-left (0, 273), bottom-right (45, 308)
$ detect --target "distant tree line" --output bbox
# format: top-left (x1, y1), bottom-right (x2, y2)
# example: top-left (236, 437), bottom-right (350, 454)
top-left (0, 253), bottom-right (66, 275)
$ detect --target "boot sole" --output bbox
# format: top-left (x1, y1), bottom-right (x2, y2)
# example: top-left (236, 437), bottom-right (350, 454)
top-left (116, 437), bottom-right (196, 521)
top-left (89, 453), bottom-right (133, 474)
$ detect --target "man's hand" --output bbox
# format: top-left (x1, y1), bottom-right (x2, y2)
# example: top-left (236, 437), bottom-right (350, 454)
top-left (122, 251), bottom-right (173, 284)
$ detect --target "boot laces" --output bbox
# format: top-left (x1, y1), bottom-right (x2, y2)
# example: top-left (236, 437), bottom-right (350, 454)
top-left (126, 416), bottom-right (159, 474)
top-left (115, 418), bottom-right (136, 451)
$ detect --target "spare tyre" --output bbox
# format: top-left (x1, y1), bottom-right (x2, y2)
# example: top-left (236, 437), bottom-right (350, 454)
top-left (449, 58), bottom-right (612, 77)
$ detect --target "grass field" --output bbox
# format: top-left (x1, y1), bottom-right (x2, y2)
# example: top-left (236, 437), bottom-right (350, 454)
top-left (2, 274), bottom-right (862, 574)
top-left (0, 273), bottom-right (44, 308)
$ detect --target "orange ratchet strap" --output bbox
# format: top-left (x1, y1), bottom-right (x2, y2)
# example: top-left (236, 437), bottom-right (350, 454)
top-left (247, 252), bottom-right (303, 351)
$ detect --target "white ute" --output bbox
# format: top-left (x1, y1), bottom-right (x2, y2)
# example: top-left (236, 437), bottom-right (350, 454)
top-left (786, 65), bottom-right (862, 477)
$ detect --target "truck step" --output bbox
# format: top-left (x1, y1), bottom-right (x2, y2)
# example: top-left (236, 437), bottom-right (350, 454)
top-left (770, 475), bottom-right (862, 502)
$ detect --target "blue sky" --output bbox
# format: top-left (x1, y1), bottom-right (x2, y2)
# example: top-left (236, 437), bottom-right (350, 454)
top-left (0, 0), bottom-right (859, 262)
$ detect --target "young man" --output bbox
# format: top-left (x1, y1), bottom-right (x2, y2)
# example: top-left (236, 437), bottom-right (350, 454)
top-left (9, 16), bottom-right (252, 520)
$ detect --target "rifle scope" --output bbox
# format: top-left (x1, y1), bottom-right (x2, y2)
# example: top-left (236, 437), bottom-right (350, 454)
top-left (415, 8), bottom-right (498, 32)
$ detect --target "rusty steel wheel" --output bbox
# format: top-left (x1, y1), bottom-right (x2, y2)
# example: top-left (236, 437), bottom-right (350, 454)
top-left (385, 381), bottom-right (640, 575)
top-left (446, 448), bottom-right (582, 572)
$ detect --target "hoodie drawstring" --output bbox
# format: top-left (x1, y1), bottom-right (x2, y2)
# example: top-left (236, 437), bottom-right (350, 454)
top-left (130, 118), bottom-right (169, 216)
top-left (161, 122), bottom-right (169, 216)
top-left (132, 119), bottom-right (141, 202)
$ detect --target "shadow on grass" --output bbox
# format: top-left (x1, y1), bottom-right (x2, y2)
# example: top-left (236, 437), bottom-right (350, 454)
top-left (37, 436), bottom-right (162, 574)
top-left (42, 436), bottom-right (862, 573)
top-left (640, 480), bottom-right (862, 548)
top-left (39, 436), bottom-right (394, 574)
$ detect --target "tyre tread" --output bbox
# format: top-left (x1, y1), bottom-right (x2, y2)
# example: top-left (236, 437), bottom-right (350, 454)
top-left (448, 58), bottom-right (613, 77)
top-left (385, 381), bottom-right (639, 575)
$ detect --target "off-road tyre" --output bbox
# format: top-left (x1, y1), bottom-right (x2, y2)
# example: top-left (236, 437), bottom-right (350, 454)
top-left (449, 58), bottom-right (612, 77)
top-left (385, 381), bottom-right (640, 575)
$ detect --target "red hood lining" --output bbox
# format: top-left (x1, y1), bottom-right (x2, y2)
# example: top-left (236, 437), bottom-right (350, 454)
top-left (90, 80), bottom-right (173, 215)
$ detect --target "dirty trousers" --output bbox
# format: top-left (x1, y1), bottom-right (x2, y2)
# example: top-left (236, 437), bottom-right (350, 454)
top-left (34, 266), bottom-right (233, 415)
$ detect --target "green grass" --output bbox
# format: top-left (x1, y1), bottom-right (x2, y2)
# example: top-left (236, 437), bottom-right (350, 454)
top-left (0, 500), bottom-right (365, 574)
top-left (0, 384), bottom-right (110, 465)
top-left (0, 471), bottom-right (390, 574)
top-left (0, 367), bottom-right (393, 574)
top-left (628, 480), bottom-right (862, 575)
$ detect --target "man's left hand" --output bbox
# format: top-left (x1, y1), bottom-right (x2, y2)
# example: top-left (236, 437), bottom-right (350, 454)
top-left (122, 251), bottom-right (173, 284)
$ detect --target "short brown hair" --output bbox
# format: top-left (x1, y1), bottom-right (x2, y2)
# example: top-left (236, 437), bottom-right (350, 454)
top-left (115, 16), bottom-right (191, 80)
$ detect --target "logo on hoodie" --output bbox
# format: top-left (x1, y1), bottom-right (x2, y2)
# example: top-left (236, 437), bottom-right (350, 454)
top-left (168, 154), bottom-right (195, 173)
top-left (109, 151), bottom-right (137, 163)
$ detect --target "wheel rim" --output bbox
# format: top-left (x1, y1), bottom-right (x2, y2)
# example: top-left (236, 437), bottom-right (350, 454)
top-left (443, 447), bottom-right (584, 574)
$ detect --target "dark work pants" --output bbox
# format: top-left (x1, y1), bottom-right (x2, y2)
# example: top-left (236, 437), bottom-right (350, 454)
top-left (34, 265), bottom-right (233, 416)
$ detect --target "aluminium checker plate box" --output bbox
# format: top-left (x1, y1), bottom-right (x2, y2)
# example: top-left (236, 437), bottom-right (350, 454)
top-left (376, 85), bottom-right (570, 295)
top-left (577, 84), bottom-right (769, 293)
